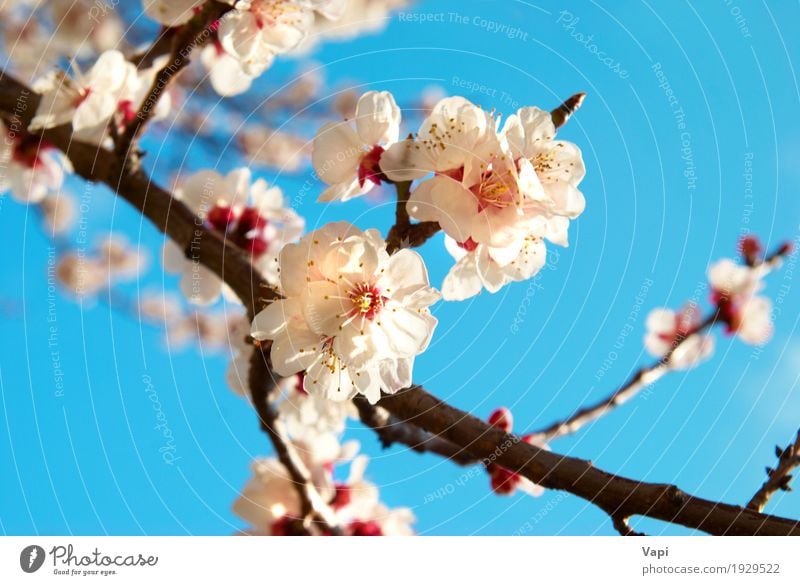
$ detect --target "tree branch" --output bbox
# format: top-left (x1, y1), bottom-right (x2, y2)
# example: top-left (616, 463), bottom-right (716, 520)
top-left (532, 311), bottom-right (721, 442)
top-left (354, 397), bottom-right (475, 465)
top-left (115, 1), bottom-right (232, 162)
top-left (377, 386), bottom-right (800, 536)
top-left (248, 346), bottom-right (341, 534)
top-left (532, 246), bottom-right (791, 443)
top-left (747, 428), bottom-right (800, 513)
top-left (5, 75), bottom-right (798, 536)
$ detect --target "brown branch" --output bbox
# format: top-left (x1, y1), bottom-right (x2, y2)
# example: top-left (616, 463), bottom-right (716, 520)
top-left (5, 75), bottom-right (799, 536)
top-left (354, 397), bottom-right (475, 465)
top-left (115, 1), bottom-right (232, 162)
top-left (378, 386), bottom-right (800, 536)
top-left (747, 428), bottom-right (800, 513)
top-left (612, 515), bottom-right (646, 537)
top-left (533, 311), bottom-right (721, 442)
top-left (249, 346), bottom-right (341, 534)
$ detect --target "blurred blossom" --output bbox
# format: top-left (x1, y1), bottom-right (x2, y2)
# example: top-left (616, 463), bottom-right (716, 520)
top-left (239, 127), bottom-right (309, 172)
top-left (39, 193), bottom-right (76, 235)
top-left (51, 0), bottom-right (125, 57)
top-left (332, 88), bottom-right (359, 119)
top-left (55, 236), bottom-right (145, 297)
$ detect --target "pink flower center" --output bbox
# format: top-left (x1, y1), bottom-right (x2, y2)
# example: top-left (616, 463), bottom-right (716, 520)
top-left (330, 483), bottom-right (351, 510)
top-left (10, 133), bottom-right (51, 169)
top-left (357, 145), bottom-right (386, 188)
top-left (348, 283), bottom-right (385, 320)
top-left (118, 99), bottom-right (137, 124)
top-left (270, 515), bottom-right (306, 536)
top-left (349, 520), bottom-right (383, 536)
top-left (73, 87), bottom-right (91, 108)
top-left (206, 203), bottom-right (269, 258)
top-left (488, 465), bottom-right (521, 495)
top-left (457, 237), bottom-right (479, 253)
top-left (472, 167), bottom-right (518, 211)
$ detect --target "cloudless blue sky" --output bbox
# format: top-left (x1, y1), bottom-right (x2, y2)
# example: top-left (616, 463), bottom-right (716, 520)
top-left (2, 0), bottom-right (800, 536)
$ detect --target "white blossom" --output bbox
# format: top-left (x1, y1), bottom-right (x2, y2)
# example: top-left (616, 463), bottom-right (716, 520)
top-left (163, 168), bottom-right (303, 305)
top-left (644, 306), bottom-right (714, 370)
top-left (0, 121), bottom-right (69, 203)
top-left (250, 222), bottom-right (439, 403)
top-left (218, 0), bottom-right (314, 77)
top-left (708, 258), bottom-right (773, 345)
top-left (312, 90), bottom-right (400, 202)
top-left (29, 50), bottom-right (133, 132)
top-left (143, 0), bottom-right (205, 26)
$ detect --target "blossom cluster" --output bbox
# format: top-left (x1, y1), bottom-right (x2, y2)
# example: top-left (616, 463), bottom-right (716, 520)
top-left (644, 236), bottom-right (783, 370)
top-left (233, 375), bottom-right (415, 535)
top-left (311, 91), bottom-right (586, 300)
top-left (145, 0), bottom-right (410, 97)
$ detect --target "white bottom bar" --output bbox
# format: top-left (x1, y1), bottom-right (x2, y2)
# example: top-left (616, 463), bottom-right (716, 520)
top-left (1, 537), bottom-right (798, 584)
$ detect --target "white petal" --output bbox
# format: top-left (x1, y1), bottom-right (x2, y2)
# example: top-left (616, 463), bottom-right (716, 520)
top-left (271, 329), bottom-right (322, 376)
top-left (381, 249), bottom-right (430, 301)
top-left (373, 302), bottom-right (434, 357)
top-left (311, 121), bottom-right (364, 185)
top-left (355, 90), bottom-right (400, 146)
top-left (442, 253), bottom-right (482, 301)
top-left (379, 138), bottom-right (430, 182)
top-left (251, 298), bottom-right (302, 340)
top-left (162, 240), bottom-right (186, 273)
top-left (303, 281), bottom-right (348, 336)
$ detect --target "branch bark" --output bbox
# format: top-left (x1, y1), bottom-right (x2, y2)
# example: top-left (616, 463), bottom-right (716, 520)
top-left (378, 386), bottom-right (800, 536)
top-left (747, 428), bottom-right (800, 513)
top-left (116, 1), bottom-right (233, 162)
top-left (354, 397), bottom-right (475, 465)
top-left (4, 74), bottom-right (799, 536)
top-left (248, 346), bottom-right (341, 533)
top-left (532, 311), bottom-right (721, 442)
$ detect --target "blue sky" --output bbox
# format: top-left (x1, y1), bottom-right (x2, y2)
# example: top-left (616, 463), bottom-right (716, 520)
top-left (2, 0), bottom-right (800, 536)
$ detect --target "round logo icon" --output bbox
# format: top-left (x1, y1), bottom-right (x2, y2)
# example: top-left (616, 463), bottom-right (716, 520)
top-left (20, 545), bottom-right (46, 573)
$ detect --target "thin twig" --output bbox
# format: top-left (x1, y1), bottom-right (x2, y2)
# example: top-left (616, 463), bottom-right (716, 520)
top-left (115, 1), bottom-right (231, 162)
top-left (248, 346), bottom-right (341, 534)
top-left (747, 428), bottom-right (800, 512)
top-left (532, 246), bottom-right (792, 443)
top-left (532, 311), bottom-right (721, 442)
